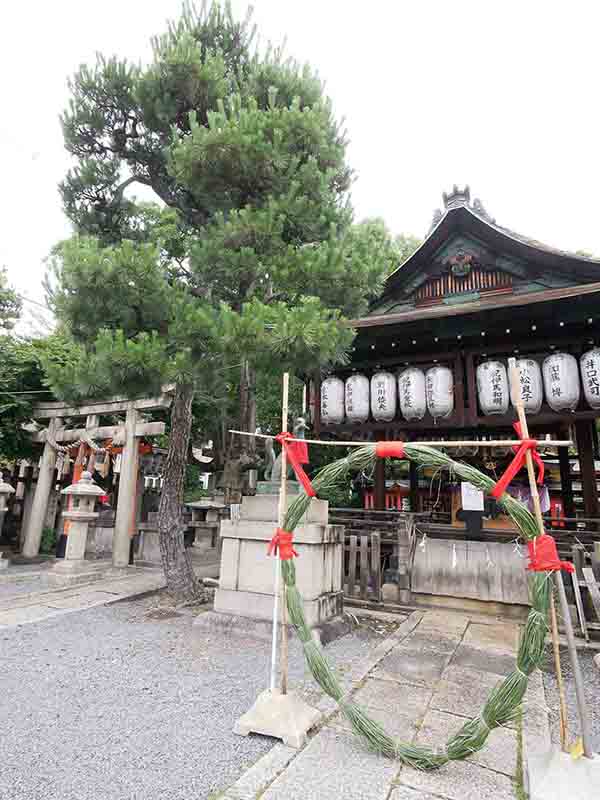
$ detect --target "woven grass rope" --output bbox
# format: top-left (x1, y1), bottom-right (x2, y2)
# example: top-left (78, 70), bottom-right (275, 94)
top-left (280, 443), bottom-right (551, 770)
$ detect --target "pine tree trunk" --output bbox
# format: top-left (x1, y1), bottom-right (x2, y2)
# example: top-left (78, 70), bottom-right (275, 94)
top-left (222, 361), bottom-right (257, 502)
top-left (158, 381), bottom-right (202, 602)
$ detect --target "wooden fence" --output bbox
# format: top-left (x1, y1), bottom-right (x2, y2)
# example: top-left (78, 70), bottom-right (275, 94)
top-left (342, 532), bottom-right (382, 602)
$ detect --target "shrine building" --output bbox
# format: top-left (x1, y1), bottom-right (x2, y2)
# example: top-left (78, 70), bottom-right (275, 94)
top-left (312, 186), bottom-right (600, 547)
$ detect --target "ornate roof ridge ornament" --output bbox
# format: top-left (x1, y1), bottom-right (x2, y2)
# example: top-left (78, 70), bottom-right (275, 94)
top-left (443, 184), bottom-right (471, 209)
top-left (430, 185), bottom-right (496, 231)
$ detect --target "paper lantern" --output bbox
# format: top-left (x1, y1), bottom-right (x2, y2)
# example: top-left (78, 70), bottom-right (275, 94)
top-left (511, 358), bottom-right (543, 414)
top-left (477, 360), bottom-right (509, 415)
top-left (370, 371), bottom-right (397, 422)
top-left (398, 368), bottom-right (426, 421)
top-left (345, 373), bottom-right (370, 423)
top-left (542, 353), bottom-right (580, 412)
top-left (320, 377), bottom-right (344, 424)
top-left (425, 366), bottom-right (454, 419)
top-left (580, 348), bottom-right (600, 410)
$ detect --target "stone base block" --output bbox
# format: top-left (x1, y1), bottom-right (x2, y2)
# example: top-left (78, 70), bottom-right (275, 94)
top-left (193, 608), bottom-right (350, 645)
top-left (526, 749), bottom-right (600, 800)
top-left (46, 560), bottom-right (112, 587)
top-left (0, 558), bottom-right (9, 571)
top-left (214, 587), bottom-right (343, 629)
top-left (234, 688), bottom-right (321, 748)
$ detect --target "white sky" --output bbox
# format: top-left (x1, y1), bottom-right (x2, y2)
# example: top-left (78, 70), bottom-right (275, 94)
top-left (2, 0), bottom-right (600, 331)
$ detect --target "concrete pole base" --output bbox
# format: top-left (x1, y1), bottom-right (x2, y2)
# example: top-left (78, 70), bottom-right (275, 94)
top-left (234, 688), bottom-right (321, 749)
top-left (527, 749), bottom-right (600, 800)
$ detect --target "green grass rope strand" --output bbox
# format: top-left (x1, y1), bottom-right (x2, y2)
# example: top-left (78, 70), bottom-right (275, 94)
top-left (279, 443), bottom-right (551, 770)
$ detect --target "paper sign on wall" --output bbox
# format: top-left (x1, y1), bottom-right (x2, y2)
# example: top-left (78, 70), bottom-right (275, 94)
top-left (461, 481), bottom-right (484, 511)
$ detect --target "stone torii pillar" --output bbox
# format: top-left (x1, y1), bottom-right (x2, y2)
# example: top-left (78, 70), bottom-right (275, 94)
top-left (22, 418), bottom-right (62, 558)
top-left (21, 392), bottom-right (171, 561)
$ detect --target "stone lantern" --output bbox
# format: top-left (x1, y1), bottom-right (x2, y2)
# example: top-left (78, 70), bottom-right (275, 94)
top-left (55, 471), bottom-right (104, 571)
top-left (0, 471), bottom-right (15, 569)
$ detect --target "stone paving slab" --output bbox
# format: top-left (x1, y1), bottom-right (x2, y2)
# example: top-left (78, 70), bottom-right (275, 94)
top-left (430, 664), bottom-right (506, 720)
top-left (461, 621), bottom-right (519, 654)
top-left (353, 677), bottom-right (433, 719)
top-left (224, 744), bottom-right (296, 800)
top-left (398, 757), bottom-right (515, 800)
top-left (390, 786), bottom-right (446, 800)
top-left (328, 705), bottom-right (419, 741)
top-left (451, 642), bottom-right (516, 676)
top-left (416, 708), bottom-right (517, 776)
top-left (0, 571), bottom-right (166, 627)
top-left (44, 590), bottom-right (121, 609)
top-left (399, 630), bottom-right (461, 655)
top-left (260, 727), bottom-right (398, 800)
top-left (373, 645), bottom-right (450, 686)
top-left (0, 604), bottom-right (61, 626)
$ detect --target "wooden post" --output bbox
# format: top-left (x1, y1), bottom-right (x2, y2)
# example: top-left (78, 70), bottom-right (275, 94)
top-left (409, 460), bottom-right (419, 513)
top-left (557, 428), bottom-right (575, 519)
top-left (278, 373), bottom-right (290, 695)
top-left (374, 452), bottom-right (386, 511)
top-left (575, 420), bottom-right (599, 518)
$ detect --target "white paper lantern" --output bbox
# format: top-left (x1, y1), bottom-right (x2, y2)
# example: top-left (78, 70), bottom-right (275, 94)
top-left (371, 371), bottom-right (397, 422)
top-left (477, 360), bottom-right (509, 416)
top-left (345, 373), bottom-right (370, 423)
top-left (580, 348), bottom-right (600, 409)
top-left (425, 365), bottom-right (454, 419)
top-left (398, 368), bottom-right (426, 421)
top-left (511, 359), bottom-right (543, 414)
top-left (542, 353), bottom-right (580, 412)
top-left (320, 377), bottom-right (344, 424)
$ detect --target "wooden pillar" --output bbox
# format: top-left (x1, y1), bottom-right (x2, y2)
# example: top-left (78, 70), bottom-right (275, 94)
top-left (22, 418), bottom-right (62, 558)
top-left (557, 428), bottom-right (575, 519)
top-left (465, 352), bottom-right (478, 425)
top-left (374, 453), bottom-right (386, 511)
top-left (409, 460), bottom-right (419, 513)
top-left (113, 406), bottom-right (139, 568)
top-left (575, 420), bottom-right (599, 518)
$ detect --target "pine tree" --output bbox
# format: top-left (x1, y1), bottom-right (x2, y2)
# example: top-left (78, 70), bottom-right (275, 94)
top-left (51, 2), bottom-right (395, 600)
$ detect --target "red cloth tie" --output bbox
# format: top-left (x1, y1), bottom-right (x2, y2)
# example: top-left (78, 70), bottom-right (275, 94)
top-left (375, 441), bottom-right (406, 459)
top-left (491, 423), bottom-right (545, 499)
top-left (267, 528), bottom-right (298, 560)
top-left (275, 432), bottom-right (315, 497)
top-left (527, 534), bottom-right (574, 573)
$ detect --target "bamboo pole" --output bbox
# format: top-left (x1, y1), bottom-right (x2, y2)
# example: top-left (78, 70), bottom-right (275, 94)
top-left (549, 586), bottom-right (569, 751)
top-left (229, 430), bottom-right (572, 450)
top-left (278, 373), bottom-right (290, 696)
top-left (508, 358), bottom-right (594, 759)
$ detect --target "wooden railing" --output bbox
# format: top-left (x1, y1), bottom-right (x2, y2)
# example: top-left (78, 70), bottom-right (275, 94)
top-left (343, 532), bottom-right (382, 602)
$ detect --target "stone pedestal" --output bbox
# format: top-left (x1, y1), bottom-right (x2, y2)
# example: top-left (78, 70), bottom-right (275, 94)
top-left (212, 491), bottom-right (343, 632)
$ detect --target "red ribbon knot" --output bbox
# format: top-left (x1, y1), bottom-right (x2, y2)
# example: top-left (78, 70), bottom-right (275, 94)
top-left (274, 431), bottom-right (315, 497)
top-left (491, 423), bottom-right (545, 499)
top-left (375, 441), bottom-right (406, 459)
top-left (267, 528), bottom-right (298, 560)
top-left (527, 534), bottom-right (574, 573)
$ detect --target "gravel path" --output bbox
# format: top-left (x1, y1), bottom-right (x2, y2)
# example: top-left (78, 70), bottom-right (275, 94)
top-left (542, 645), bottom-right (600, 752)
top-left (1, 597), bottom-right (393, 800)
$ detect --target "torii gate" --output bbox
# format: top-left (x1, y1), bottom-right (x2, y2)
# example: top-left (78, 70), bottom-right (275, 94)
top-left (22, 391), bottom-right (172, 566)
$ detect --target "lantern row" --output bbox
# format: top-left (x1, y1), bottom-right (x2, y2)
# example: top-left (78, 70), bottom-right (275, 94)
top-left (320, 348), bottom-right (600, 424)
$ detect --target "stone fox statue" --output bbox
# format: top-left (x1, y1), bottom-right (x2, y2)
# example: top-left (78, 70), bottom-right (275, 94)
top-left (268, 417), bottom-right (309, 483)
